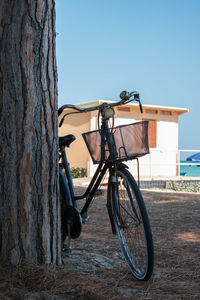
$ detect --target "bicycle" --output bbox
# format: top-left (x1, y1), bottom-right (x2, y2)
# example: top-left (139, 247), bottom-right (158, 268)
top-left (58, 90), bottom-right (154, 281)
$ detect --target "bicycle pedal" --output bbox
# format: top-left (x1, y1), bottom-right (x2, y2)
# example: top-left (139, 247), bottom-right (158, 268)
top-left (94, 189), bottom-right (104, 196)
top-left (82, 216), bottom-right (90, 224)
top-left (62, 244), bottom-right (72, 254)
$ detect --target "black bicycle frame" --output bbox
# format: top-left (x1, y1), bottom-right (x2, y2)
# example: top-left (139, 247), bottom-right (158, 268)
top-left (59, 115), bottom-right (118, 221)
top-left (60, 144), bottom-right (115, 217)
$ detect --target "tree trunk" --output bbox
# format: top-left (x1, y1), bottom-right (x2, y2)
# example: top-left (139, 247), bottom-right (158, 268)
top-left (0, 0), bottom-right (61, 265)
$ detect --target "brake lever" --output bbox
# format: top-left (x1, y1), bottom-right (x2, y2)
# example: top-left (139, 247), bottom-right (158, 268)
top-left (139, 101), bottom-right (143, 113)
top-left (59, 117), bottom-right (65, 127)
top-left (132, 93), bottom-right (143, 114)
top-left (135, 99), bottom-right (143, 113)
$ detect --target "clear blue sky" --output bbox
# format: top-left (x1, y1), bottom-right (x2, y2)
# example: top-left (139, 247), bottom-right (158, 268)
top-left (56, 0), bottom-right (200, 150)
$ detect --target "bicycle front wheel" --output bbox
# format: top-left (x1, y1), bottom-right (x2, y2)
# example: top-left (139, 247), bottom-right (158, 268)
top-left (110, 168), bottom-right (154, 280)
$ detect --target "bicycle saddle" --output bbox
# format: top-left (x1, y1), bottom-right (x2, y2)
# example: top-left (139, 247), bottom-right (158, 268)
top-left (59, 134), bottom-right (76, 148)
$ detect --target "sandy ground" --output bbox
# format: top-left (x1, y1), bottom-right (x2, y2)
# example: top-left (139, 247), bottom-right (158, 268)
top-left (0, 188), bottom-right (199, 299)
top-left (61, 187), bottom-right (200, 299)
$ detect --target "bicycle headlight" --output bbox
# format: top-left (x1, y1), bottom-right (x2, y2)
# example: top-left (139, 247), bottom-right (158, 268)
top-left (104, 107), bottom-right (115, 119)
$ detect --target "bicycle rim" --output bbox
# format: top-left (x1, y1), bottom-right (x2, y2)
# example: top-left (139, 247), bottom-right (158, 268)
top-left (111, 169), bottom-right (154, 280)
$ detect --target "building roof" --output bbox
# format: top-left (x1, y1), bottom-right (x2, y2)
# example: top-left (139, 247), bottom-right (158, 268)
top-left (67, 100), bottom-right (189, 116)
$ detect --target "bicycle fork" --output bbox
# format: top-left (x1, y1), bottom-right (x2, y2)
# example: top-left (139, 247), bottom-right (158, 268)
top-left (106, 167), bottom-right (120, 235)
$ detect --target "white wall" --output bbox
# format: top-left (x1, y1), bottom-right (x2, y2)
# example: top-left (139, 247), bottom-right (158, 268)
top-left (157, 120), bottom-right (178, 150)
top-left (137, 120), bottom-right (178, 177)
top-left (114, 117), bottom-right (136, 126)
top-left (88, 118), bottom-right (179, 178)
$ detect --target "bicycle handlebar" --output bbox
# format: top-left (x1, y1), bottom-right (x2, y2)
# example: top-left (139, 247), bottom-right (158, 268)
top-left (58, 103), bottom-right (100, 117)
top-left (58, 90), bottom-right (143, 127)
top-left (119, 90), bottom-right (143, 113)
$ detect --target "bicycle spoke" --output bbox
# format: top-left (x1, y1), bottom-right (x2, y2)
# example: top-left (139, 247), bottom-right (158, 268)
top-left (119, 202), bottom-right (140, 227)
top-left (120, 179), bottom-right (140, 220)
top-left (111, 169), bottom-right (154, 280)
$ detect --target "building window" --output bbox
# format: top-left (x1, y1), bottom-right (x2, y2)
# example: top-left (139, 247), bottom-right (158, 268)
top-left (145, 109), bottom-right (158, 115)
top-left (161, 110), bottom-right (172, 116)
top-left (146, 119), bottom-right (157, 148)
top-left (117, 107), bottom-right (130, 112)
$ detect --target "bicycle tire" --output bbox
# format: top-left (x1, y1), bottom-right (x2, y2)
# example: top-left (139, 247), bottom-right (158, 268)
top-left (60, 185), bottom-right (82, 241)
top-left (110, 168), bottom-right (154, 280)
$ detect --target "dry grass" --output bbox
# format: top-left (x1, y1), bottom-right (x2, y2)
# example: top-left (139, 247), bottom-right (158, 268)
top-left (0, 188), bottom-right (200, 299)
top-left (0, 260), bottom-right (109, 299)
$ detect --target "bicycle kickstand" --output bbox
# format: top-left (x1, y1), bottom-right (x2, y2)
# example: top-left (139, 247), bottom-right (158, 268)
top-left (62, 221), bottom-right (72, 254)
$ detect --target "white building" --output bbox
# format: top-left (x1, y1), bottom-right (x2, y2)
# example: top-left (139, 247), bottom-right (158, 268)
top-left (58, 101), bottom-right (188, 178)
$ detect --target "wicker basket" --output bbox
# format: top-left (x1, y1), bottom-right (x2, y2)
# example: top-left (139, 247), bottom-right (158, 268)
top-left (82, 121), bottom-right (149, 164)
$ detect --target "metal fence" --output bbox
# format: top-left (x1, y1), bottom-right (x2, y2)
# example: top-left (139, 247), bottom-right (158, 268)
top-left (177, 150), bottom-right (200, 177)
top-left (128, 149), bottom-right (200, 178)
top-left (88, 149), bottom-right (200, 178)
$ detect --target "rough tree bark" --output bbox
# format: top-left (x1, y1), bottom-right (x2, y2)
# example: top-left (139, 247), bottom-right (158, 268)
top-left (0, 0), bottom-right (61, 265)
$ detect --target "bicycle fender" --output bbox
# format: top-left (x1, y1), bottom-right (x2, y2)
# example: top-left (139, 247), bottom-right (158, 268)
top-left (117, 162), bottom-right (129, 170)
top-left (60, 170), bottom-right (82, 239)
top-left (59, 171), bottom-right (72, 206)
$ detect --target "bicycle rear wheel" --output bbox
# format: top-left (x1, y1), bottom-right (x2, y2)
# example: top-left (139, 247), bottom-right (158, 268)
top-left (60, 185), bottom-right (82, 241)
top-left (110, 168), bottom-right (154, 280)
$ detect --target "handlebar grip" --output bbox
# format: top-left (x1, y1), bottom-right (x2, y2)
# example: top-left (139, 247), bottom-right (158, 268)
top-left (139, 102), bottom-right (143, 114)
top-left (58, 106), bottom-right (64, 116)
top-left (134, 93), bottom-right (140, 100)
top-left (59, 117), bottom-right (64, 127)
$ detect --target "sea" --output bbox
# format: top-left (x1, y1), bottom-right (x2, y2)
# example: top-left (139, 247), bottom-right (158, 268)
top-left (180, 160), bottom-right (200, 177)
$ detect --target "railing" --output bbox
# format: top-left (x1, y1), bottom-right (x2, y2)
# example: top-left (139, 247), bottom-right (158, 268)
top-left (88, 149), bottom-right (200, 178)
top-left (130, 149), bottom-right (200, 178)
top-left (177, 150), bottom-right (200, 177)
